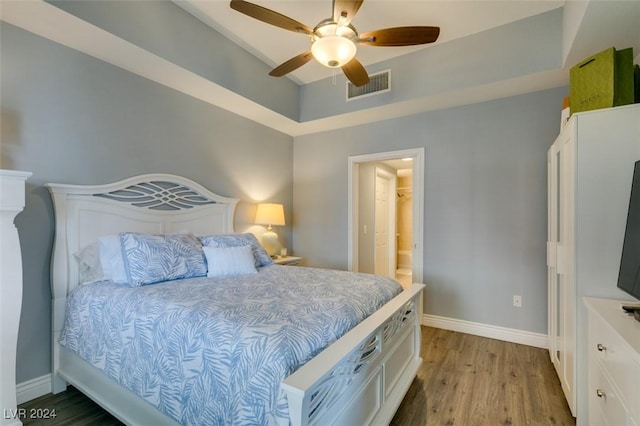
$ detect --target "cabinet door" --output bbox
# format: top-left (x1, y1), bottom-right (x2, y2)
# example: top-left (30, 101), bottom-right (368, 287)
top-left (548, 141), bottom-right (558, 363)
top-left (547, 127), bottom-right (576, 416)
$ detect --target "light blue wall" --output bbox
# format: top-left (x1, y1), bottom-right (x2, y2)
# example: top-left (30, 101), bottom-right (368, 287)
top-left (293, 86), bottom-right (567, 334)
top-left (1, 22), bottom-right (293, 383)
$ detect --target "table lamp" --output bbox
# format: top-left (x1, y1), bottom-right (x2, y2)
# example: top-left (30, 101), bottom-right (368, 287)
top-left (255, 203), bottom-right (285, 257)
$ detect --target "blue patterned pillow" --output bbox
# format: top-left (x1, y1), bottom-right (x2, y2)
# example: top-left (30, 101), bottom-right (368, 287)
top-left (120, 232), bottom-right (207, 286)
top-left (198, 233), bottom-right (274, 267)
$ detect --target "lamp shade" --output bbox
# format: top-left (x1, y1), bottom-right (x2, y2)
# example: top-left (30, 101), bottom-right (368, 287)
top-left (311, 36), bottom-right (357, 68)
top-left (311, 22), bottom-right (357, 69)
top-left (255, 203), bottom-right (285, 227)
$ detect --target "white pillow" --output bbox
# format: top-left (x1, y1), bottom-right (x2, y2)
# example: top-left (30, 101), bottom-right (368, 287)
top-left (73, 242), bottom-right (104, 285)
top-left (203, 245), bottom-right (257, 277)
top-left (98, 235), bottom-right (129, 284)
top-left (198, 233), bottom-right (274, 267)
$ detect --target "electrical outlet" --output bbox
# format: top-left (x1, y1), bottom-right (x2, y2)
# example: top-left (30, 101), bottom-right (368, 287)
top-left (513, 295), bottom-right (522, 308)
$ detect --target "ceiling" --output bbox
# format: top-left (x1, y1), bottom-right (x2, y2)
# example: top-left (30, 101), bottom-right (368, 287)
top-left (3, 0), bottom-right (638, 136)
top-left (176, 0), bottom-right (564, 85)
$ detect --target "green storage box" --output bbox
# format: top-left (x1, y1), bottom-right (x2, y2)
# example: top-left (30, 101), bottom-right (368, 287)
top-left (570, 47), bottom-right (634, 114)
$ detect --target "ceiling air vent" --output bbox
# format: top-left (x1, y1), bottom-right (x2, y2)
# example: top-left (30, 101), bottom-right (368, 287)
top-left (346, 70), bottom-right (391, 101)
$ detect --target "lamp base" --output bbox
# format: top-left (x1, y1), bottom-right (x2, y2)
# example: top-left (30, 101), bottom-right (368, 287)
top-left (261, 230), bottom-right (280, 257)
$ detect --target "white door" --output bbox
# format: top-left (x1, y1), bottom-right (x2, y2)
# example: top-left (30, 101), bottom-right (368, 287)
top-left (375, 168), bottom-right (395, 277)
top-left (547, 126), bottom-right (576, 415)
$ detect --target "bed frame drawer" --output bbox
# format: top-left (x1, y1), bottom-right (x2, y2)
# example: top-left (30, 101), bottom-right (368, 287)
top-left (331, 367), bottom-right (383, 426)
top-left (384, 326), bottom-right (416, 399)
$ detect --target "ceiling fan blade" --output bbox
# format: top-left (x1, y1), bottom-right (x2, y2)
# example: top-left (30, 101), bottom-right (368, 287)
top-left (359, 26), bottom-right (440, 46)
top-left (230, 0), bottom-right (312, 35)
top-left (342, 58), bottom-right (369, 87)
top-left (332, 0), bottom-right (364, 25)
top-left (269, 51), bottom-right (314, 77)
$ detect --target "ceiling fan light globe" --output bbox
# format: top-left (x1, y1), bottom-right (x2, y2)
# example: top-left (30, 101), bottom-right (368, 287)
top-left (311, 36), bottom-right (357, 68)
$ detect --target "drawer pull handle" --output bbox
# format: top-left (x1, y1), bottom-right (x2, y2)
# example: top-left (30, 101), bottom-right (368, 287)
top-left (596, 343), bottom-right (607, 352)
top-left (596, 389), bottom-right (606, 398)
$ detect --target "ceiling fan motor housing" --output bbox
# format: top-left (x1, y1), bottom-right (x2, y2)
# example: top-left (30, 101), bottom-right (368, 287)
top-left (311, 20), bottom-right (358, 68)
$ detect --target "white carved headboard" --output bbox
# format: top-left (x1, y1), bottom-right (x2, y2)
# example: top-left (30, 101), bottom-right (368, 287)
top-left (46, 174), bottom-right (238, 354)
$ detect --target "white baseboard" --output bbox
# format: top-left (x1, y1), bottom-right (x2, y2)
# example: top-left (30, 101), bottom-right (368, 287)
top-left (422, 314), bottom-right (548, 349)
top-left (16, 374), bottom-right (51, 405)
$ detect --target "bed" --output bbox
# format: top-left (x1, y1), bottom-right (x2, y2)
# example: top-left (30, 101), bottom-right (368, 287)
top-left (46, 174), bottom-right (425, 426)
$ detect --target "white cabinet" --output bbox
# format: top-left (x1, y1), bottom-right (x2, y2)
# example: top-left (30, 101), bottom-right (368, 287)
top-left (0, 170), bottom-right (31, 426)
top-left (584, 297), bottom-right (640, 426)
top-left (547, 104), bottom-right (640, 423)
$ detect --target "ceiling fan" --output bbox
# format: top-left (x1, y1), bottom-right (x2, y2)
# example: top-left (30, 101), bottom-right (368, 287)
top-left (230, 0), bottom-right (440, 87)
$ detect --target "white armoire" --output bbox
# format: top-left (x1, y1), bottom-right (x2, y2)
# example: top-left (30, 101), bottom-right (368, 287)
top-left (547, 104), bottom-right (640, 423)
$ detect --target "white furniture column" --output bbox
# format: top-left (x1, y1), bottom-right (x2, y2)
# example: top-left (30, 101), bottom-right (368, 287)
top-left (0, 170), bottom-right (31, 426)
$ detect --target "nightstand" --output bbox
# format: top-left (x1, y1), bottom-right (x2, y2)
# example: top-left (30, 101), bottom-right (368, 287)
top-left (273, 256), bottom-right (302, 266)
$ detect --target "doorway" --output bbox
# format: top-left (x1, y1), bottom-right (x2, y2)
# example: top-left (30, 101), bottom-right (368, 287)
top-left (348, 148), bottom-right (424, 287)
top-left (394, 167), bottom-right (413, 288)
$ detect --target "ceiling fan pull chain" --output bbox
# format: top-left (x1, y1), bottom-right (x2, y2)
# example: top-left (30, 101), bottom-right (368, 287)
top-left (332, 69), bottom-right (337, 85)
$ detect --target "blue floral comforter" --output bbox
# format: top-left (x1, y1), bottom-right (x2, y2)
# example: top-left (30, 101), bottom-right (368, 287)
top-left (60, 265), bottom-right (402, 425)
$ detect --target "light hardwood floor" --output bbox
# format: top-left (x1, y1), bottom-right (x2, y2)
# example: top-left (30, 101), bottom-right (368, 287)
top-left (19, 327), bottom-right (574, 425)
top-left (390, 327), bottom-right (575, 425)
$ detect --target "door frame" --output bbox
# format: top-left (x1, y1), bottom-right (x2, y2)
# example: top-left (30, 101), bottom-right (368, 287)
top-left (348, 148), bottom-right (424, 283)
